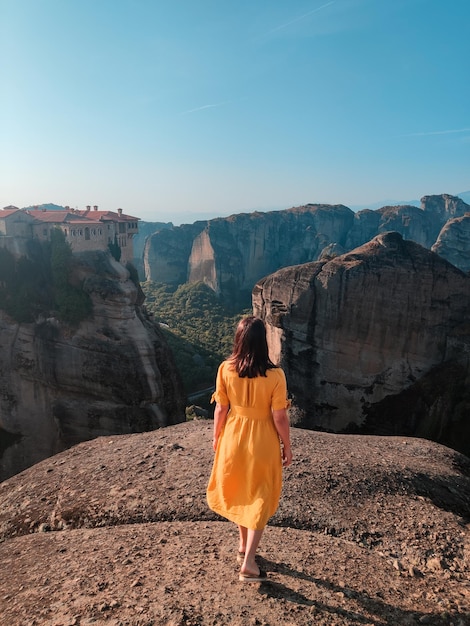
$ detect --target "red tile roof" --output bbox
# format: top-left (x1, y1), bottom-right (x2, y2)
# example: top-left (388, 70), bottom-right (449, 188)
top-left (26, 210), bottom-right (102, 224)
top-left (76, 210), bottom-right (139, 222)
top-left (3, 208), bottom-right (139, 225)
top-left (26, 210), bottom-right (93, 223)
top-left (0, 208), bottom-right (23, 218)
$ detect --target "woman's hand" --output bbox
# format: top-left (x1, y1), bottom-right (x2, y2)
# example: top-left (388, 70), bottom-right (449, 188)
top-left (282, 445), bottom-right (293, 468)
top-left (212, 403), bottom-right (229, 452)
top-left (272, 408), bottom-right (292, 468)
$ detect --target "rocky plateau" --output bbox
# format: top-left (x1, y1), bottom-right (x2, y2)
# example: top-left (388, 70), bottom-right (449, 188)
top-left (0, 421), bottom-right (469, 625)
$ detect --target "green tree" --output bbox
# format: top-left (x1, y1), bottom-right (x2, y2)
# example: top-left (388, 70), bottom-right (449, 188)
top-left (108, 236), bottom-right (121, 262)
top-left (50, 228), bottom-right (72, 288)
top-left (141, 280), bottom-right (248, 394)
top-left (50, 229), bottom-right (92, 324)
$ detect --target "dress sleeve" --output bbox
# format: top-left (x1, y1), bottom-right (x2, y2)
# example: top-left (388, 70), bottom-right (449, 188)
top-left (210, 362), bottom-right (230, 405)
top-left (271, 368), bottom-right (289, 410)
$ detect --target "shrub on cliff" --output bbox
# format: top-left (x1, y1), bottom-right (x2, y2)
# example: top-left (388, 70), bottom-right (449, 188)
top-left (108, 236), bottom-right (121, 261)
top-left (0, 230), bottom-right (92, 325)
top-left (0, 244), bottom-right (54, 322)
top-left (49, 229), bottom-right (92, 324)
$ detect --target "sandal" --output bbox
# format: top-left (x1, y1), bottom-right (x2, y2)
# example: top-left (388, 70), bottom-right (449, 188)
top-left (239, 569), bottom-right (267, 583)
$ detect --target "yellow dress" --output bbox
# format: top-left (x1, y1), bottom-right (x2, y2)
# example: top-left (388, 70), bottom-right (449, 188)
top-left (206, 361), bottom-right (289, 530)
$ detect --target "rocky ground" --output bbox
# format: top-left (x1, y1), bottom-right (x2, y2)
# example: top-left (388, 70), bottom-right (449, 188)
top-left (0, 420), bottom-right (469, 626)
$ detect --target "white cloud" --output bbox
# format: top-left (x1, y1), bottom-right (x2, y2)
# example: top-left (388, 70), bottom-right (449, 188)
top-left (402, 128), bottom-right (470, 137)
top-left (264, 1), bottom-right (336, 36)
top-left (181, 103), bottom-right (226, 115)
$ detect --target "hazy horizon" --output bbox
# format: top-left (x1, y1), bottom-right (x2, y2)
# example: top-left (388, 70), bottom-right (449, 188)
top-left (12, 189), bottom-right (470, 228)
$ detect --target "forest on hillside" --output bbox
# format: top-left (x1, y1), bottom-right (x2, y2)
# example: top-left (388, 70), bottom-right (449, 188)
top-left (141, 281), bottom-right (248, 397)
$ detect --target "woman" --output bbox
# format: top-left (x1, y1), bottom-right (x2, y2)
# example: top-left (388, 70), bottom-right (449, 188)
top-left (206, 316), bottom-right (292, 582)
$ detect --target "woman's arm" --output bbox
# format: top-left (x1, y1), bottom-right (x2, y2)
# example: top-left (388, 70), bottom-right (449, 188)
top-left (213, 403), bottom-right (229, 451)
top-left (272, 408), bottom-right (293, 467)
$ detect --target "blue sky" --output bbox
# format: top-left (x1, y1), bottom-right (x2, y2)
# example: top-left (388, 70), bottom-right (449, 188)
top-left (1, 0), bottom-right (469, 224)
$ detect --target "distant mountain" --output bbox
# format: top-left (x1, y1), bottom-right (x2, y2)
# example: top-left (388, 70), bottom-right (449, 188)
top-left (457, 191), bottom-right (470, 204)
top-left (350, 199), bottom-right (420, 211)
top-left (144, 194), bottom-right (470, 307)
top-left (350, 191), bottom-right (470, 211)
top-left (23, 203), bottom-right (66, 211)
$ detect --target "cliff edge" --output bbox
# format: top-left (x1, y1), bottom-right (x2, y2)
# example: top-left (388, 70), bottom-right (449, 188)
top-left (0, 250), bottom-right (186, 481)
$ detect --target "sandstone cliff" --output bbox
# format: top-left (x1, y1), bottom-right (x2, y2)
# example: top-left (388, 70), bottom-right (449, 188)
top-left (253, 232), bottom-right (470, 456)
top-left (346, 204), bottom-right (436, 250)
top-left (0, 251), bottom-right (186, 481)
top-left (188, 206), bottom-right (354, 300)
top-left (346, 194), bottom-right (470, 252)
top-left (0, 421), bottom-right (468, 625)
top-left (144, 204), bottom-right (355, 304)
top-left (132, 220), bottom-right (173, 265)
top-left (142, 194), bottom-right (470, 304)
top-left (143, 221), bottom-right (207, 284)
top-left (432, 214), bottom-right (470, 272)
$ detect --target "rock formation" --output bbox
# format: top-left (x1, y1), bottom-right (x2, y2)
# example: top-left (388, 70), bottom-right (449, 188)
top-left (132, 220), bottom-right (173, 265)
top-left (190, 206), bottom-right (354, 299)
top-left (143, 221), bottom-right (207, 284)
top-left (253, 232), bottom-right (470, 456)
top-left (142, 194), bottom-right (470, 304)
top-left (421, 193), bottom-right (469, 225)
top-left (432, 214), bottom-right (470, 272)
top-left (0, 250), bottom-right (186, 481)
top-left (346, 204), bottom-right (436, 249)
top-left (145, 204), bottom-right (355, 302)
top-left (346, 194), bottom-right (470, 252)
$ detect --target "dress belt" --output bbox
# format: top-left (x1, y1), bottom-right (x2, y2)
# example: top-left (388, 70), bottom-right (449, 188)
top-left (230, 405), bottom-right (271, 419)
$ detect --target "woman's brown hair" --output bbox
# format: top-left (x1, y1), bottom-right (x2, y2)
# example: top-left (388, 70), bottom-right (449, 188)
top-left (228, 316), bottom-right (276, 378)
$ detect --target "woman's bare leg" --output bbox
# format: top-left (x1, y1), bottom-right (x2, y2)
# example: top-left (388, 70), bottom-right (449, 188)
top-left (238, 525), bottom-right (247, 553)
top-left (240, 528), bottom-right (264, 575)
